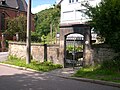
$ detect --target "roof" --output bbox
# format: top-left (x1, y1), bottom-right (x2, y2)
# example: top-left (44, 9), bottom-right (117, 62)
top-left (0, 0), bottom-right (27, 11)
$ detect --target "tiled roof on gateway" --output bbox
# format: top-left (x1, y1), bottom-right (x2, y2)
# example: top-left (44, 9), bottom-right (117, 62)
top-left (0, 0), bottom-right (27, 11)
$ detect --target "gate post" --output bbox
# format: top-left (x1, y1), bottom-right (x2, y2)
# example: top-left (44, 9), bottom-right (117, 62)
top-left (44, 44), bottom-right (47, 62)
top-left (83, 27), bottom-right (92, 66)
top-left (59, 33), bottom-right (65, 67)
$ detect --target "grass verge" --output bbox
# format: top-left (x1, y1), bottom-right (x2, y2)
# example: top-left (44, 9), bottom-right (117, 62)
top-left (2, 56), bottom-right (62, 72)
top-left (74, 66), bottom-right (120, 83)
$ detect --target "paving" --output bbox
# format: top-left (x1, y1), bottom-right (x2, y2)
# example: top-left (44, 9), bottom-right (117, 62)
top-left (47, 67), bottom-right (80, 77)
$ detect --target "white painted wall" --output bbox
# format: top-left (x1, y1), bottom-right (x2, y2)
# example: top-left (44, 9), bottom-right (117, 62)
top-left (60, 0), bottom-right (101, 24)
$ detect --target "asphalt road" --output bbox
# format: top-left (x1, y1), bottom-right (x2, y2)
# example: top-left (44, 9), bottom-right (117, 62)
top-left (0, 65), bottom-right (119, 90)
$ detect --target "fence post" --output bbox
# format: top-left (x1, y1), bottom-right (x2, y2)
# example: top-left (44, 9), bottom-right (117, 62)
top-left (44, 44), bottom-right (47, 62)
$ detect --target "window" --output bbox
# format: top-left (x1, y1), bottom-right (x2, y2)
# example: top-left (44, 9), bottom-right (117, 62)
top-left (1, 13), bottom-right (5, 31)
top-left (69, 0), bottom-right (71, 3)
top-left (69, 0), bottom-right (78, 3)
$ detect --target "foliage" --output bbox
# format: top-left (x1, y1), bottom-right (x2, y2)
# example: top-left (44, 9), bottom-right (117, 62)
top-left (3, 15), bottom-right (27, 41)
top-left (75, 55), bottom-right (120, 83)
top-left (76, 1), bottom-right (120, 82)
top-left (41, 35), bottom-right (47, 44)
top-left (31, 32), bottom-right (41, 42)
top-left (66, 45), bottom-right (83, 53)
top-left (5, 15), bottom-right (27, 36)
top-left (101, 56), bottom-right (120, 72)
top-left (2, 55), bottom-right (62, 72)
top-left (35, 5), bottom-right (60, 39)
top-left (84, 0), bottom-right (120, 52)
top-left (74, 65), bottom-right (120, 83)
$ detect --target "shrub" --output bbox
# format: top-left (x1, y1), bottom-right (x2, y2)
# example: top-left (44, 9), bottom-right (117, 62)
top-left (31, 32), bottom-right (41, 42)
top-left (101, 56), bottom-right (120, 72)
top-left (66, 45), bottom-right (83, 53)
top-left (3, 55), bottom-right (63, 72)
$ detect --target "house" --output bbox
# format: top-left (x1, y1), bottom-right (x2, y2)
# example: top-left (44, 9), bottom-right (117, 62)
top-left (0, 0), bottom-right (34, 40)
top-left (57, 0), bottom-right (101, 24)
top-left (57, 0), bottom-right (100, 43)
top-left (57, 0), bottom-right (101, 67)
top-left (56, 0), bottom-right (100, 45)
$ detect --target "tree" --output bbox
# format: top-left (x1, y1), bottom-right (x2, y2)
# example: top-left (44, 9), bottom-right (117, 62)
top-left (85, 0), bottom-right (120, 52)
top-left (5, 15), bottom-right (27, 41)
top-left (35, 5), bottom-right (60, 38)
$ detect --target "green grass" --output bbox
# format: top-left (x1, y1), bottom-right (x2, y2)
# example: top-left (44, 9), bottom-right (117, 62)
top-left (2, 56), bottom-right (62, 72)
top-left (74, 66), bottom-right (120, 83)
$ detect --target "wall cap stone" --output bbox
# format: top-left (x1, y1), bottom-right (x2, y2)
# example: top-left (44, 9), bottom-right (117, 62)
top-left (9, 42), bottom-right (59, 47)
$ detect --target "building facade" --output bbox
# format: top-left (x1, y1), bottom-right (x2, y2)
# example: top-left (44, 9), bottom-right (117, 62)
top-left (0, 0), bottom-right (34, 40)
top-left (57, 0), bottom-right (101, 67)
top-left (60, 0), bottom-right (101, 24)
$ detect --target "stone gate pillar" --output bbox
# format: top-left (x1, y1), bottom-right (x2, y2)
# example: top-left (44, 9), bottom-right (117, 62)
top-left (59, 24), bottom-right (92, 67)
top-left (59, 28), bottom-right (66, 67)
top-left (83, 27), bottom-right (92, 66)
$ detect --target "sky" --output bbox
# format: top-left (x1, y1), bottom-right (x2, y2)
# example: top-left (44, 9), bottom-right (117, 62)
top-left (25, 0), bottom-right (101, 14)
top-left (26, 0), bottom-right (57, 14)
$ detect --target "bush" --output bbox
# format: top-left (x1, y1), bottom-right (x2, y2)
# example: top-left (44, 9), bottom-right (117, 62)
top-left (31, 32), bottom-right (41, 42)
top-left (101, 56), bottom-right (120, 72)
top-left (66, 45), bottom-right (83, 53)
top-left (3, 55), bottom-right (63, 72)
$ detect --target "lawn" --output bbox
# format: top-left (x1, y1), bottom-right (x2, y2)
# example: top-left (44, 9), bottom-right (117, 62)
top-left (74, 66), bottom-right (120, 83)
top-left (2, 56), bottom-right (62, 72)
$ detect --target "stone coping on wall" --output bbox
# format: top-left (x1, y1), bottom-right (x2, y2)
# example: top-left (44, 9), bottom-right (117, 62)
top-left (9, 42), bottom-right (59, 47)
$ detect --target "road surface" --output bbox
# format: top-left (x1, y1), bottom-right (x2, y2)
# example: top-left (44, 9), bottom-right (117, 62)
top-left (0, 65), bottom-right (119, 90)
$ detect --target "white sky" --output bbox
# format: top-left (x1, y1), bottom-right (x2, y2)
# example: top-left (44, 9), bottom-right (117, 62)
top-left (30, 0), bottom-right (101, 14)
top-left (31, 4), bottom-right (53, 14)
top-left (26, 0), bottom-right (56, 14)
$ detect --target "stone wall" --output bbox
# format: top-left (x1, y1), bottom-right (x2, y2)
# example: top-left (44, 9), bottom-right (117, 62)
top-left (9, 42), bottom-right (60, 64)
top-left (9, 42), bottom-right (119, 66)
top-left (92, 44), bottom-right (118, 64)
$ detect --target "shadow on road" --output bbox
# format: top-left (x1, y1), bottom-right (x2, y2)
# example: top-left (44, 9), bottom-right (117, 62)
top-left (0, 72), bottom-right (66, 90)
top-left (0, 71), bottom-right (120, 90)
